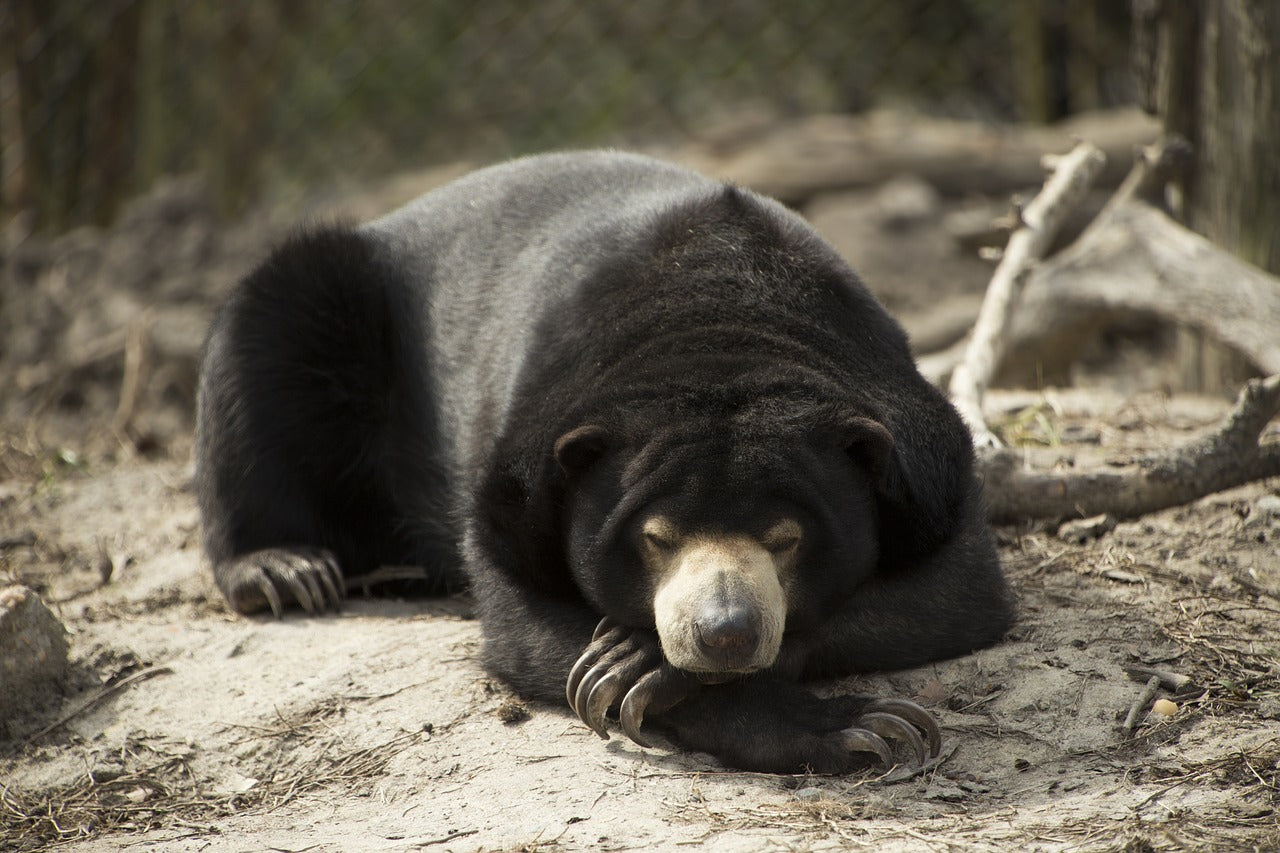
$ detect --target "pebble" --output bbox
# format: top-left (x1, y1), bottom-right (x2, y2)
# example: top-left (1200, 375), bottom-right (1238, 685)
top-left (0, 585), bottom-right (70, 727)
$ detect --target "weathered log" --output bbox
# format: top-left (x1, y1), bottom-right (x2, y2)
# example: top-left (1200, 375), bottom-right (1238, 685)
top-left (674, 108), bottom-right (1158, 206)
top-left (981, 374), bottom-right (1280, 524)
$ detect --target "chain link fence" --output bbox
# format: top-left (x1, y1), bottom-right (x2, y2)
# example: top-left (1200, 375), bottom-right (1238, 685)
top-left (2, 0), bottom-right (1133, 232)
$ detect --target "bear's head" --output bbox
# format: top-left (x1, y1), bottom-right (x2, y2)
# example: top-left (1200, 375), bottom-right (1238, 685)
top-left (552, 408), bottom-right (896, 678)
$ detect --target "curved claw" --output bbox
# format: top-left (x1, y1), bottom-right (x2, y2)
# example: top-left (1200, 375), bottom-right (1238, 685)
top-left (858, 711), bottom-right (928, 767)
top-left (256, 574), bottom-right (284, 619)
top-left (619, 669), bottom-right (662, 748)
top-left (584, 672), bottom-right (625, 739)
top-left (565, 626), bottom-right (625, 708)
top-left (864, 698), bottom-right (942, 757)
top-left (288, 567), bottom-right (319, 614)
top-left (315, 553), bottom-right (344, 609)
top-left (574, 661), bottom-right (616, 736)
top-left (592, 616), bottom-right (617, 641)
top-left (837, 727), bottom-right (895, 768)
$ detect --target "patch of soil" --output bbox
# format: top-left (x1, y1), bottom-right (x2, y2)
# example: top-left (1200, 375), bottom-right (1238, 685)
top-left (3, 395), bottom-right (1278, 852)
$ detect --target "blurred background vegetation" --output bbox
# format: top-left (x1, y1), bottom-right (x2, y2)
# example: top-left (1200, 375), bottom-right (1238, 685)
top-left (2, 0), bottom-right (1133, 233)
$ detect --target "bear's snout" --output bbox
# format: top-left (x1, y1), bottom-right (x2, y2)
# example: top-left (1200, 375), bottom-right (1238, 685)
top-left (651, 533), bottom-right (788, 674)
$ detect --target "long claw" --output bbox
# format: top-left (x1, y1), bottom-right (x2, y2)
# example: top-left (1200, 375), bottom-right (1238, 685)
top-left (858, 711), bottom-right (928, 766)
top-left (592, 616), bottom-right (616, 641)
top-left (315, 554), bottom-right (343, 610)
top-left (837, 727), bottom-right (895, 768)
top-left (864, 698), bottom-right (942, 756)
top-left (585, 672), bottom-right (624, 739)
top-left (283, 567), bottom-right (317, 614)
top-left (257, 574), bottom-right (284, 619)
top-left (566, 652), bottom-right (594, 709)
top-left (574, 661), bottom-right (615, 735)
top-left (619, 670), bottom-right (661, 748)
top-left (298, 563), bottom-right (326, 613)
top-left (565, 627), bottom-right (624, 708)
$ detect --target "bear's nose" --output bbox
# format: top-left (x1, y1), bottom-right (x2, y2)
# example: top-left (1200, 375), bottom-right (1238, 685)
top-left (693, 604), bottom-right (761, 667)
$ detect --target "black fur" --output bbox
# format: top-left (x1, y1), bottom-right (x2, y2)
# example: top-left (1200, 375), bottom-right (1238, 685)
top-left (196, 151), bottom-right (1014, 771)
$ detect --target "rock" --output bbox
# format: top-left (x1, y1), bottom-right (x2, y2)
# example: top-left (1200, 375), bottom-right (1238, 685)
top-left (794, 787), bottom-right (825, 802)
top-left (0, 585), bottom-right (70, 727)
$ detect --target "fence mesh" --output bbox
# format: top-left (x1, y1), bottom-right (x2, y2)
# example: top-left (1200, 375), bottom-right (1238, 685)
top-left (2, 0), bottom-right (1133, 231)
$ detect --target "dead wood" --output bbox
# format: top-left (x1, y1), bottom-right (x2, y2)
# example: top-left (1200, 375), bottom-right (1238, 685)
top-left (678, 108), bottom-right (1159, 206)
top-left (923, 136), bottom-right (1280, 521)
top-left (949, 142), bottom-right (1107, 446)
top-left (1002, 199), bottom-right (1280, 382)
top-left (1121, 676), bottom-right (1163, 739)
top-left (922, 136), bottom-right (1280, 386)
top-left (980, 374), bottom-right (1280, 524)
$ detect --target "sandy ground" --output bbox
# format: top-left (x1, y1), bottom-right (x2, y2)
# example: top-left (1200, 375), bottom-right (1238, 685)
top-left (2, 120), bottom-right (1278, 850)
top-left (3, 388), bottom-right (1278, 852)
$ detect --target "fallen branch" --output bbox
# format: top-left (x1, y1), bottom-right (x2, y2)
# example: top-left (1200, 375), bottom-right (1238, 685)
top-left (981, 374), bottom-right (1280, 524)
top-left (922, 136), bottom-right (1280, 386)
top-left (949, 142), bottom-right (1107, 446)
top-left (1121, 676), bottom-right (1162, 739)
top-left (1004, 198), bottom-right (1280, 380)
top-left (1124, 665), bottom-right (1195, 695)
top-left (684, 107), bottom-right (1158, 205)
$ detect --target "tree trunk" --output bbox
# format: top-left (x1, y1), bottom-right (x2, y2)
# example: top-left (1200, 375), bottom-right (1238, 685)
top-left (1132, 0), bottom-right (1280, 391)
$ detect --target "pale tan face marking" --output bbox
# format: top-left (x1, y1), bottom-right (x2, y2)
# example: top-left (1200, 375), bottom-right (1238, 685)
top-left (643, 516), bottom-right (799, 673)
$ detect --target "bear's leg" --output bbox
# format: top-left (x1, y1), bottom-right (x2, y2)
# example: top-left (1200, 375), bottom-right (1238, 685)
top-left (196, 227), bottom-right (456, 616)
top-left (651, 677), bottom-right (938, 773)
top-left (471, 566), bottom-right (613, 702)
top-left (799, 485), bottom-right (1015, 676)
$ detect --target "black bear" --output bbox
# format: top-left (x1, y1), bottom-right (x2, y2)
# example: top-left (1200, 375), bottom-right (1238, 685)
top-left (196, 151), bottom-right (1013, 774)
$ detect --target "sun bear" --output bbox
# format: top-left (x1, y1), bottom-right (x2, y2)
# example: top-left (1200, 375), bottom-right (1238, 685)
top-left (195, 151), bottom-right (1014, 773)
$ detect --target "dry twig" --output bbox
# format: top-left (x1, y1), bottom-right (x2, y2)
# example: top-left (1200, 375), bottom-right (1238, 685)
top-left (949, 142), bottom-right (1106, 446)
top-left (24, 665), bottom-right (173, 743)
top-left (1121, 675), bottom-right (1162, 738)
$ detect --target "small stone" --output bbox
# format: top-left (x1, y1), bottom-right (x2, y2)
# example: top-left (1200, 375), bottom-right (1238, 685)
top-left (0, 585), bottom-right (70, 728)
top-left (1256, 495), bottom-right (1280, 518)
top-left (794, 787), bottom-right (825, 802)
top-left (495, 699), bottom-right (530, 725)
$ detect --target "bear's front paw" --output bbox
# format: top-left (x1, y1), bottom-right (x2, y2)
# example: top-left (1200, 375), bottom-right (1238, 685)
top-left (663, 685), bottom-right (942, 774)
top-left (566, 617), bottom-right (696, 746)
top-left (841, 698), bottom-right (942, 769)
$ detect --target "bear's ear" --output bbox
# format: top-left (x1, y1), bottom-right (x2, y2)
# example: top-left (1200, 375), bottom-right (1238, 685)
top-left (554, 424), bottom-right (609, 476)
top-left (838, 416), bottom-right (895, 484)
top-left (838, 414), bottom-right (958, 566)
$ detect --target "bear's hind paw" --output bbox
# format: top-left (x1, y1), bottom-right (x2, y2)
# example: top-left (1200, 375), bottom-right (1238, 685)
top-left (214, 547), bottom-right (344, 617)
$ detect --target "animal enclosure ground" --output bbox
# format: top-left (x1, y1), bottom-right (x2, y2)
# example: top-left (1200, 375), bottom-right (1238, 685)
top-left (3, 389), bottom-right (1278, 852)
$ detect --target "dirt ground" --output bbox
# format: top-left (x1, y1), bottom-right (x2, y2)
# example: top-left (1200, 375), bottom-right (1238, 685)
top-left (3, 122), bottom-right (1279, 851)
